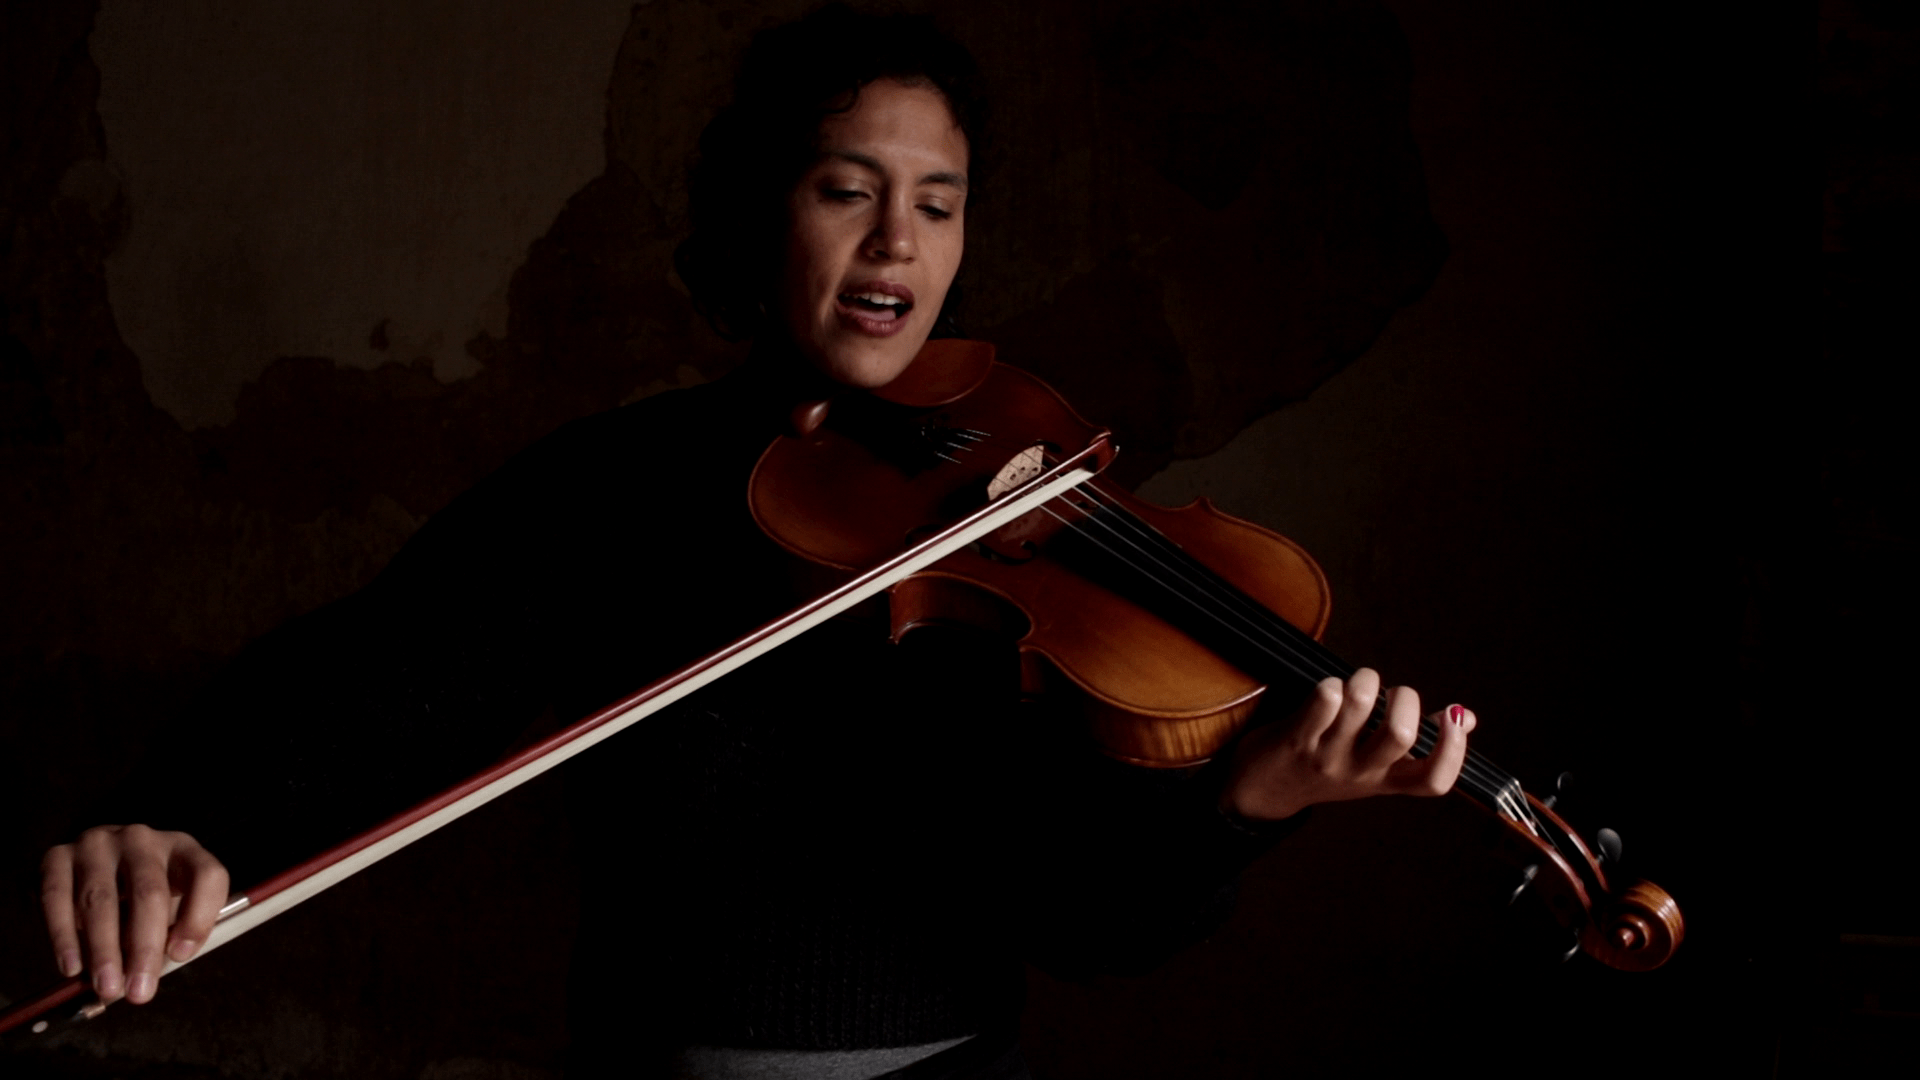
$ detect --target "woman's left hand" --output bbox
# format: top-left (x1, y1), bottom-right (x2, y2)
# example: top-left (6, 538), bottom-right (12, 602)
top-left (1221, 667), bottom-right (1476, 822)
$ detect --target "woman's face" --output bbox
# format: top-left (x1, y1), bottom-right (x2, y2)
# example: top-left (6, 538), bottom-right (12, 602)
top-left (778, 78), bottom-right (969, 388)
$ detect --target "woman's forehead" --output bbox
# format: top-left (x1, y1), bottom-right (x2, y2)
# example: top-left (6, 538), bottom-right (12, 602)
top-left (816, 80), bottom-right (968, 177)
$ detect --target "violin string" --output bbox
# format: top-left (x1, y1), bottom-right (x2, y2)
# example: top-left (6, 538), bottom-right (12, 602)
top-left (935, 433), bottom-right (1512, 800)
top-left (1032, 498), bottom-right (1507, 805)
top-left (929, 429), bottom-right (1054, 460)
top-left (1075, 490), bottom-right (1518, 803)
top-left (1031, 494), bottom-right (1509, 803)
top-left (1053, 485), bottom-right (1517, 800)
top-left (933, 434), bottom-right (1516, 803)
top-left (1043, 496), bottom-right (1510, 804)
top-left (939, 436), bottom-right (1304, 651)
top-left (1048, 484), bottom-right (1517, 801)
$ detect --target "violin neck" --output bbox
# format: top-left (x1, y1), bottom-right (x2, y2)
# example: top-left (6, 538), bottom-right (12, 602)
top-left (1050, 481), bottom-right (1526, 814)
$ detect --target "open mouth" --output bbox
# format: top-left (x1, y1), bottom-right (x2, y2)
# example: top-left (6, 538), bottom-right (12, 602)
top-left (835, 283), bottom-right (917, 337)
top-left (838, 291), bottom-right (914, 321)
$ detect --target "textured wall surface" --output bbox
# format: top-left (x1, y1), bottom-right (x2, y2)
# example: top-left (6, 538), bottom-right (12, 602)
top-left (0, 0), bottom-right (1877, 1077)
top-left (93, 0), bottom-right (636, 425)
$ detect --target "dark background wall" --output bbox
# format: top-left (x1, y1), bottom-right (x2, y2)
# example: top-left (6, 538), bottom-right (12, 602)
top-left (0, 1), bottom-right (1890, 1077)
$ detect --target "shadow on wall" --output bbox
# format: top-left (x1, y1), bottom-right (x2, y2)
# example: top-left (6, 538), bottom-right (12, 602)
top-left (0, 1), bottom-right (1441, 1076)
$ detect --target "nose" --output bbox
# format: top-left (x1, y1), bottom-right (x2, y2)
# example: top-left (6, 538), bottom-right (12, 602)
top-left (862, 196), bottom-right (915, 263)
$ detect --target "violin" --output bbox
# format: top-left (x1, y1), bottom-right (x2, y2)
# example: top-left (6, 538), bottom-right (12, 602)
top-left (758, 338), bottom-right (1683, 973)
top-left (0, 338), bottom-right (1679, 1038)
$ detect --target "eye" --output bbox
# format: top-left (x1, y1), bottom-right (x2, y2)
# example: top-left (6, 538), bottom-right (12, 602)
top-left (822, 187), bottom-right (867, 203)
top-left (919, 203), bottom-right (953, 221)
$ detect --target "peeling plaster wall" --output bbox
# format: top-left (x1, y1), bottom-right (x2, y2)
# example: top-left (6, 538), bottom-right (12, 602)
top-left (94, 0), bottom-right (635, 427)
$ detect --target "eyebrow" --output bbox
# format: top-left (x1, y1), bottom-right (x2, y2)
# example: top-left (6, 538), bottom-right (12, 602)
top-left (826, 150), bottom-right (969, 192)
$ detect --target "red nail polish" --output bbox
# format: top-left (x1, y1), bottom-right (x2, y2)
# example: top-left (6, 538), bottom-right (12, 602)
top-left (1448, 705), bottom-right (1464, 725)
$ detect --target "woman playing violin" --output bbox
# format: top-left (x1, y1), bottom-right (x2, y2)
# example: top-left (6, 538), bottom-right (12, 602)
top-left (38, 8), bottom-right (1474, 1078)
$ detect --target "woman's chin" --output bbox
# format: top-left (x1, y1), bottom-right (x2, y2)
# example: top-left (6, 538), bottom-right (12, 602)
top-left (812, 333), bottom-right (928, 389)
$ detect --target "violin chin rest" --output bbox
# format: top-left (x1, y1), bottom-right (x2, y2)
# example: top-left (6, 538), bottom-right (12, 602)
top-left (874, 339), bottom-right (996, 407)
top-left (789, 399), bottom-right (832, 437)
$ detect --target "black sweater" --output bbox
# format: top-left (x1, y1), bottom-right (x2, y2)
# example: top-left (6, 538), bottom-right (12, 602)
top-left (114, 360), bottom-right (1300, 1058)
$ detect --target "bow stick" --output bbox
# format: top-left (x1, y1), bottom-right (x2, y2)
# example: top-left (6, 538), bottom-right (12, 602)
top-left (0, 438), bottom-right (1110, 1037)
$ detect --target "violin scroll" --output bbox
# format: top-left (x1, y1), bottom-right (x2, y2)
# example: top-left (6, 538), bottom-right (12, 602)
top-left (1585, 880), bottom-right (1684, 972)
top-left (1492, 790), bottom-right (1684, 971)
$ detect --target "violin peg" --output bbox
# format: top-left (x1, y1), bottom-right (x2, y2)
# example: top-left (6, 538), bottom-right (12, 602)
top-left (1544, 770), bottom-right (1572, 810)
top-left (1595, 827), bottom-right (1623, 865)
top-left (1509, 863), bottom-right (1539, 905)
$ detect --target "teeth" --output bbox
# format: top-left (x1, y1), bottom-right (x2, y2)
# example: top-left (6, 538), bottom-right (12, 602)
top-left (847, 292), bottom-right (904, 306)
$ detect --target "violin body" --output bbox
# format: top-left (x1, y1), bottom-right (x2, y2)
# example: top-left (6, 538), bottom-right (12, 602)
top-left (751, 339), bottom-right (1685, 972)
top-left (753, 351), bottom-right (1330, 767)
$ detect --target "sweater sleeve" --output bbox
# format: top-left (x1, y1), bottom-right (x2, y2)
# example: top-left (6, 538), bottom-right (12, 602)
top-left (94, 410), bottom-right (629, 890)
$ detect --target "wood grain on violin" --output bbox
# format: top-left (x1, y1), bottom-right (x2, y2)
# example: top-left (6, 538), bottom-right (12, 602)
top-left (753, 351), bottom-right (1330, 769)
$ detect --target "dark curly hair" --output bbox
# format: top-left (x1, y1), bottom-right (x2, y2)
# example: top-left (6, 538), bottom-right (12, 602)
top-left (673, 4), bottom-right (988, 342)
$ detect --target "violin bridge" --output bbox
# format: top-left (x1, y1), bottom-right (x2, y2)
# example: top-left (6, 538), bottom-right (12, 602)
top-left (988, 444), bottom-right (1047, 501)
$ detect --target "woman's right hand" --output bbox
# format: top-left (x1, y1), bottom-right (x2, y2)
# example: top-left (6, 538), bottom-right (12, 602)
top-left (40, 825), bottom-right (230, 1005)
